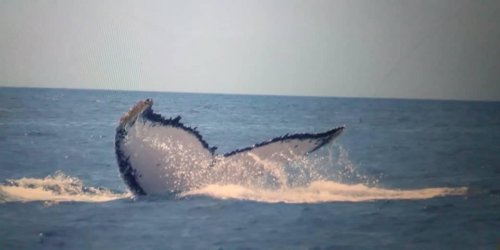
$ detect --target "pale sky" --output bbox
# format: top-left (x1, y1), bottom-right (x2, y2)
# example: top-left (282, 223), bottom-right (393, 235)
top-left (1, 0), bottom-right (499, 101)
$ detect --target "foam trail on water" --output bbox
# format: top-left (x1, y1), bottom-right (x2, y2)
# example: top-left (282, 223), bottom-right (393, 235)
top-left (0, 172), bottom-right (130, 204)
top-left (181, 182), bottom-right (467, 203)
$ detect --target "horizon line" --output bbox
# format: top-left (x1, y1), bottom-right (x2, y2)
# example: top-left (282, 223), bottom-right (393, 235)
top-left (1, 85), bottom-right (498, 103)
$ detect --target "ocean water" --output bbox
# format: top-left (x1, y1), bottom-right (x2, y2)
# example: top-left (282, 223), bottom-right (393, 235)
top-left (0, 87), bottom-right (499, 249)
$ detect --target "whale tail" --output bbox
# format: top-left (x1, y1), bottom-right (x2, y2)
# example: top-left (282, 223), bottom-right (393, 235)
top-left (115, 99), bottom-right (345, 195)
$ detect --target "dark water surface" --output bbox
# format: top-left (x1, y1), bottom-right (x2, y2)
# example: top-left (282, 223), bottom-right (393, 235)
top-left (0, 87), bottom-right (499, 249)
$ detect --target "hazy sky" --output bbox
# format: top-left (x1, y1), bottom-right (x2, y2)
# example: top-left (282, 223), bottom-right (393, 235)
top-left (1, 0), bottom-right (499, 100)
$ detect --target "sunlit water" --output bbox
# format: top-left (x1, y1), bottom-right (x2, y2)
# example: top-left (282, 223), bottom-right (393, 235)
top-left (0, 87), bottom-right (498, 249)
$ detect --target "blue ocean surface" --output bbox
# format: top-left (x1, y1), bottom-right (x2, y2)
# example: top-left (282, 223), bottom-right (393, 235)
top-left (0, 87), bottom-right (499, 249)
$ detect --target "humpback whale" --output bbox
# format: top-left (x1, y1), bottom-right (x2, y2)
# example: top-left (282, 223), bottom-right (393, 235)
top-left (115, 99), bottom-right (345, 195)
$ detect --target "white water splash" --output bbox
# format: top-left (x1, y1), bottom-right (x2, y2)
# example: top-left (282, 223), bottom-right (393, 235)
top-left (0, 172), bottom-right (130, 204)
top-left (181, 181), bottom-right (467, 203)
top-left (181, 144), bottom-right (467, 203)
top-left (0, 144), bottom-right (468, 204)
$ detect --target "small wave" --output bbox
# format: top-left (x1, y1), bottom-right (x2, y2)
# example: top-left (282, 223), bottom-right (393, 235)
top-left (0, 172), bottom-right (131, 204)
top-left (0, 108), bottom-right (14, 114)
top-left (23, 131), bottom-right (55, 137)
top-left (181, 181), bottom-right (468, 203)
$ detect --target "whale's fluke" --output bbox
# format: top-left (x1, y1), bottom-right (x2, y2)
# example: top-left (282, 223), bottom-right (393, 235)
top-left (224, 127), bottom-right (344, 160)
top-left (115, 99), bottom-right (345, 195)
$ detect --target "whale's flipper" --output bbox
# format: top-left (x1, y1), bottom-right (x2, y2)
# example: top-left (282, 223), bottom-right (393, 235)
top-left (115, 99), bottom-right (345, 195)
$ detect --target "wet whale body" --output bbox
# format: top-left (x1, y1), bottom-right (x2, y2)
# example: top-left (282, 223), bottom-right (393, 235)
top-left (115, 99), bottom-right (345, 196)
